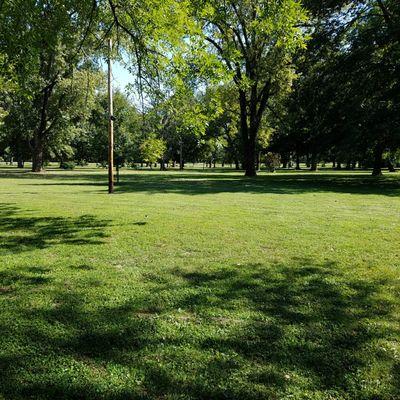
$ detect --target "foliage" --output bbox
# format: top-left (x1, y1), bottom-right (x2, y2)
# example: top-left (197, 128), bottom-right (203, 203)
top-left (191, 0), bottom-right (308, 176)
top-left (0, 0), bottom-right (101, 170)
top-left (271, 0), bottom-right (400, 175)
top-left (59, 161), bottom-right (76, 170)
top-left (140, 137), bottom-right (167, 164)
top-left (264, 152), bottom-right (281, 172)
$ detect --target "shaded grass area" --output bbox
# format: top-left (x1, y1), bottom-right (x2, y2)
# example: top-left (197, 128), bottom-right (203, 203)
top-left (1, 166), bottom-right (399, 197)
top-left (0, 166), bottom-right (399, 399)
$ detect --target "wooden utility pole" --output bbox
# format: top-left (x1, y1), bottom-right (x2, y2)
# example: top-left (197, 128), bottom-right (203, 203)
top-left (108, 37), bottom-right (114, 194)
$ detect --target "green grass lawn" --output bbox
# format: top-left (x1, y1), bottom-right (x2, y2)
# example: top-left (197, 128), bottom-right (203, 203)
top-left (0, 165), bottom-right (399, 400)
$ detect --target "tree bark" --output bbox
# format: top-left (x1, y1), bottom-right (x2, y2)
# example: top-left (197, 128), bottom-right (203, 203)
top-left (372, 144), bottom-right (383, 176)
top-left (17, 158), bottom-right (24, 168)
top-left (310, 153), bottom-right (317, 171)
top-left (243, 137), bottom-right (257, 176)
top-left (387, 160), bottom-right (396, 172)
top-left (160, 159), bottom-right (167, 171)
top-left (32, 136), bottom-right (44, 172)
top-left (306, 154), bottom-right (310, 168)
top-left (179, 141), bottom-right (184, 170)
top-left (239, 88), bottom-right (258, 177)
top-left (295, 154), bottom-right (301, 170)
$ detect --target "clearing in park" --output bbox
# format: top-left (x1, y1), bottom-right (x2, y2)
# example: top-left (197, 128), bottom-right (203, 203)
top-left (0, 165), bottom-right (399, 400)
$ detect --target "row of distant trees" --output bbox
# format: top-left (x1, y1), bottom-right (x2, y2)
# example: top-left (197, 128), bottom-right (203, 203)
top-left (0, 1), bottom-right (399, 176)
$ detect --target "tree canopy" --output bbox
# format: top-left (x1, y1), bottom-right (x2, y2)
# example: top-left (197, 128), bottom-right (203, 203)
top-left (0, 0), bottom-right (399, 175)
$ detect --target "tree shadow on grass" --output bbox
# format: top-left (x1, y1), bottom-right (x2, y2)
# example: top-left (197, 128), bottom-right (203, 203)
top-left (3, 169), bottom-right (399, 197)
top-left (0, 203), bottom-right (110, 255)
top-left (0, 258), bottom-right (398, 399)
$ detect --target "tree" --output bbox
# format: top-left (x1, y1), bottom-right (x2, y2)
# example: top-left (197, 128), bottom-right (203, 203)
top-left (74, 89), bottom-right (142, 167)
top-left (271, 0), bottom-right (400, 175)
top-left (0, 0), bottom-right (98, 171)
top-left (193, 0), bottom-right (307, 176)
top-left (140, 137), bottom-right (166, 166)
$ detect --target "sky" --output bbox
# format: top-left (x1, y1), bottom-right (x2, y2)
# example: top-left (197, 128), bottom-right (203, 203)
top-left (111, 61), bottom-right (135, 91)
top-left (100, 58), bottom-right (143, 107)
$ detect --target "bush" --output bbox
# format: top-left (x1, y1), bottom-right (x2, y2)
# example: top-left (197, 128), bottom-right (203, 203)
top-left (60, 161), bottom-right (75, 170)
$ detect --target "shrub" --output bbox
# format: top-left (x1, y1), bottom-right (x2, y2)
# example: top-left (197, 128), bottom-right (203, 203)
top-left (60, 161), bottom-right (75, 170)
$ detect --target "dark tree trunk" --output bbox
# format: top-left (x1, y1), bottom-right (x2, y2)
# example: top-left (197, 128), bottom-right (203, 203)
top-left (306, 154), bottom-right (311, 168)
top-left (387, 160), bottom-right (396, 172)
top-left (160, 159), bottom-right (167, 171)
top-left (32, 136), bottom-right (44, 172)
top-left (372, 144), bottom-right (383, 176)
top-left (243, 138), bottom-right (257, 176)
top-left (295, 154), bottom-right (301, 170)
top-left (239, 88), bottom-right (258, 177)
top-left (31, 51), bottom-right (56, 173)
top-left (17, 158), bottom-right (24, 168)
top-left (310, 153), bottom-right (317, 171)
top-left (282, 153), bottom-right (289, 169)
top-left (179, 141), bottom-right (184, 170)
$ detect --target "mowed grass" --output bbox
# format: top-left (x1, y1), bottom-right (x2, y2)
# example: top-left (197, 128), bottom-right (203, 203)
top-left (0, 165), bottom-right (399, 400)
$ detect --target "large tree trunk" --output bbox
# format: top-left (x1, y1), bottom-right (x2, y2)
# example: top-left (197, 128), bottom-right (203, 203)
top-left (238, 88), bottom-right (257, 177)
top-left (32, 135), bottom-right (44, 172)
top-left (243, 136), bottom-right (257, 177)
top-left (372, 144), bottom-right (384, 176)
top-left (31, 51), bottom-right (55, 172)
top-left (237, 76), bottom-right (271, 177)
